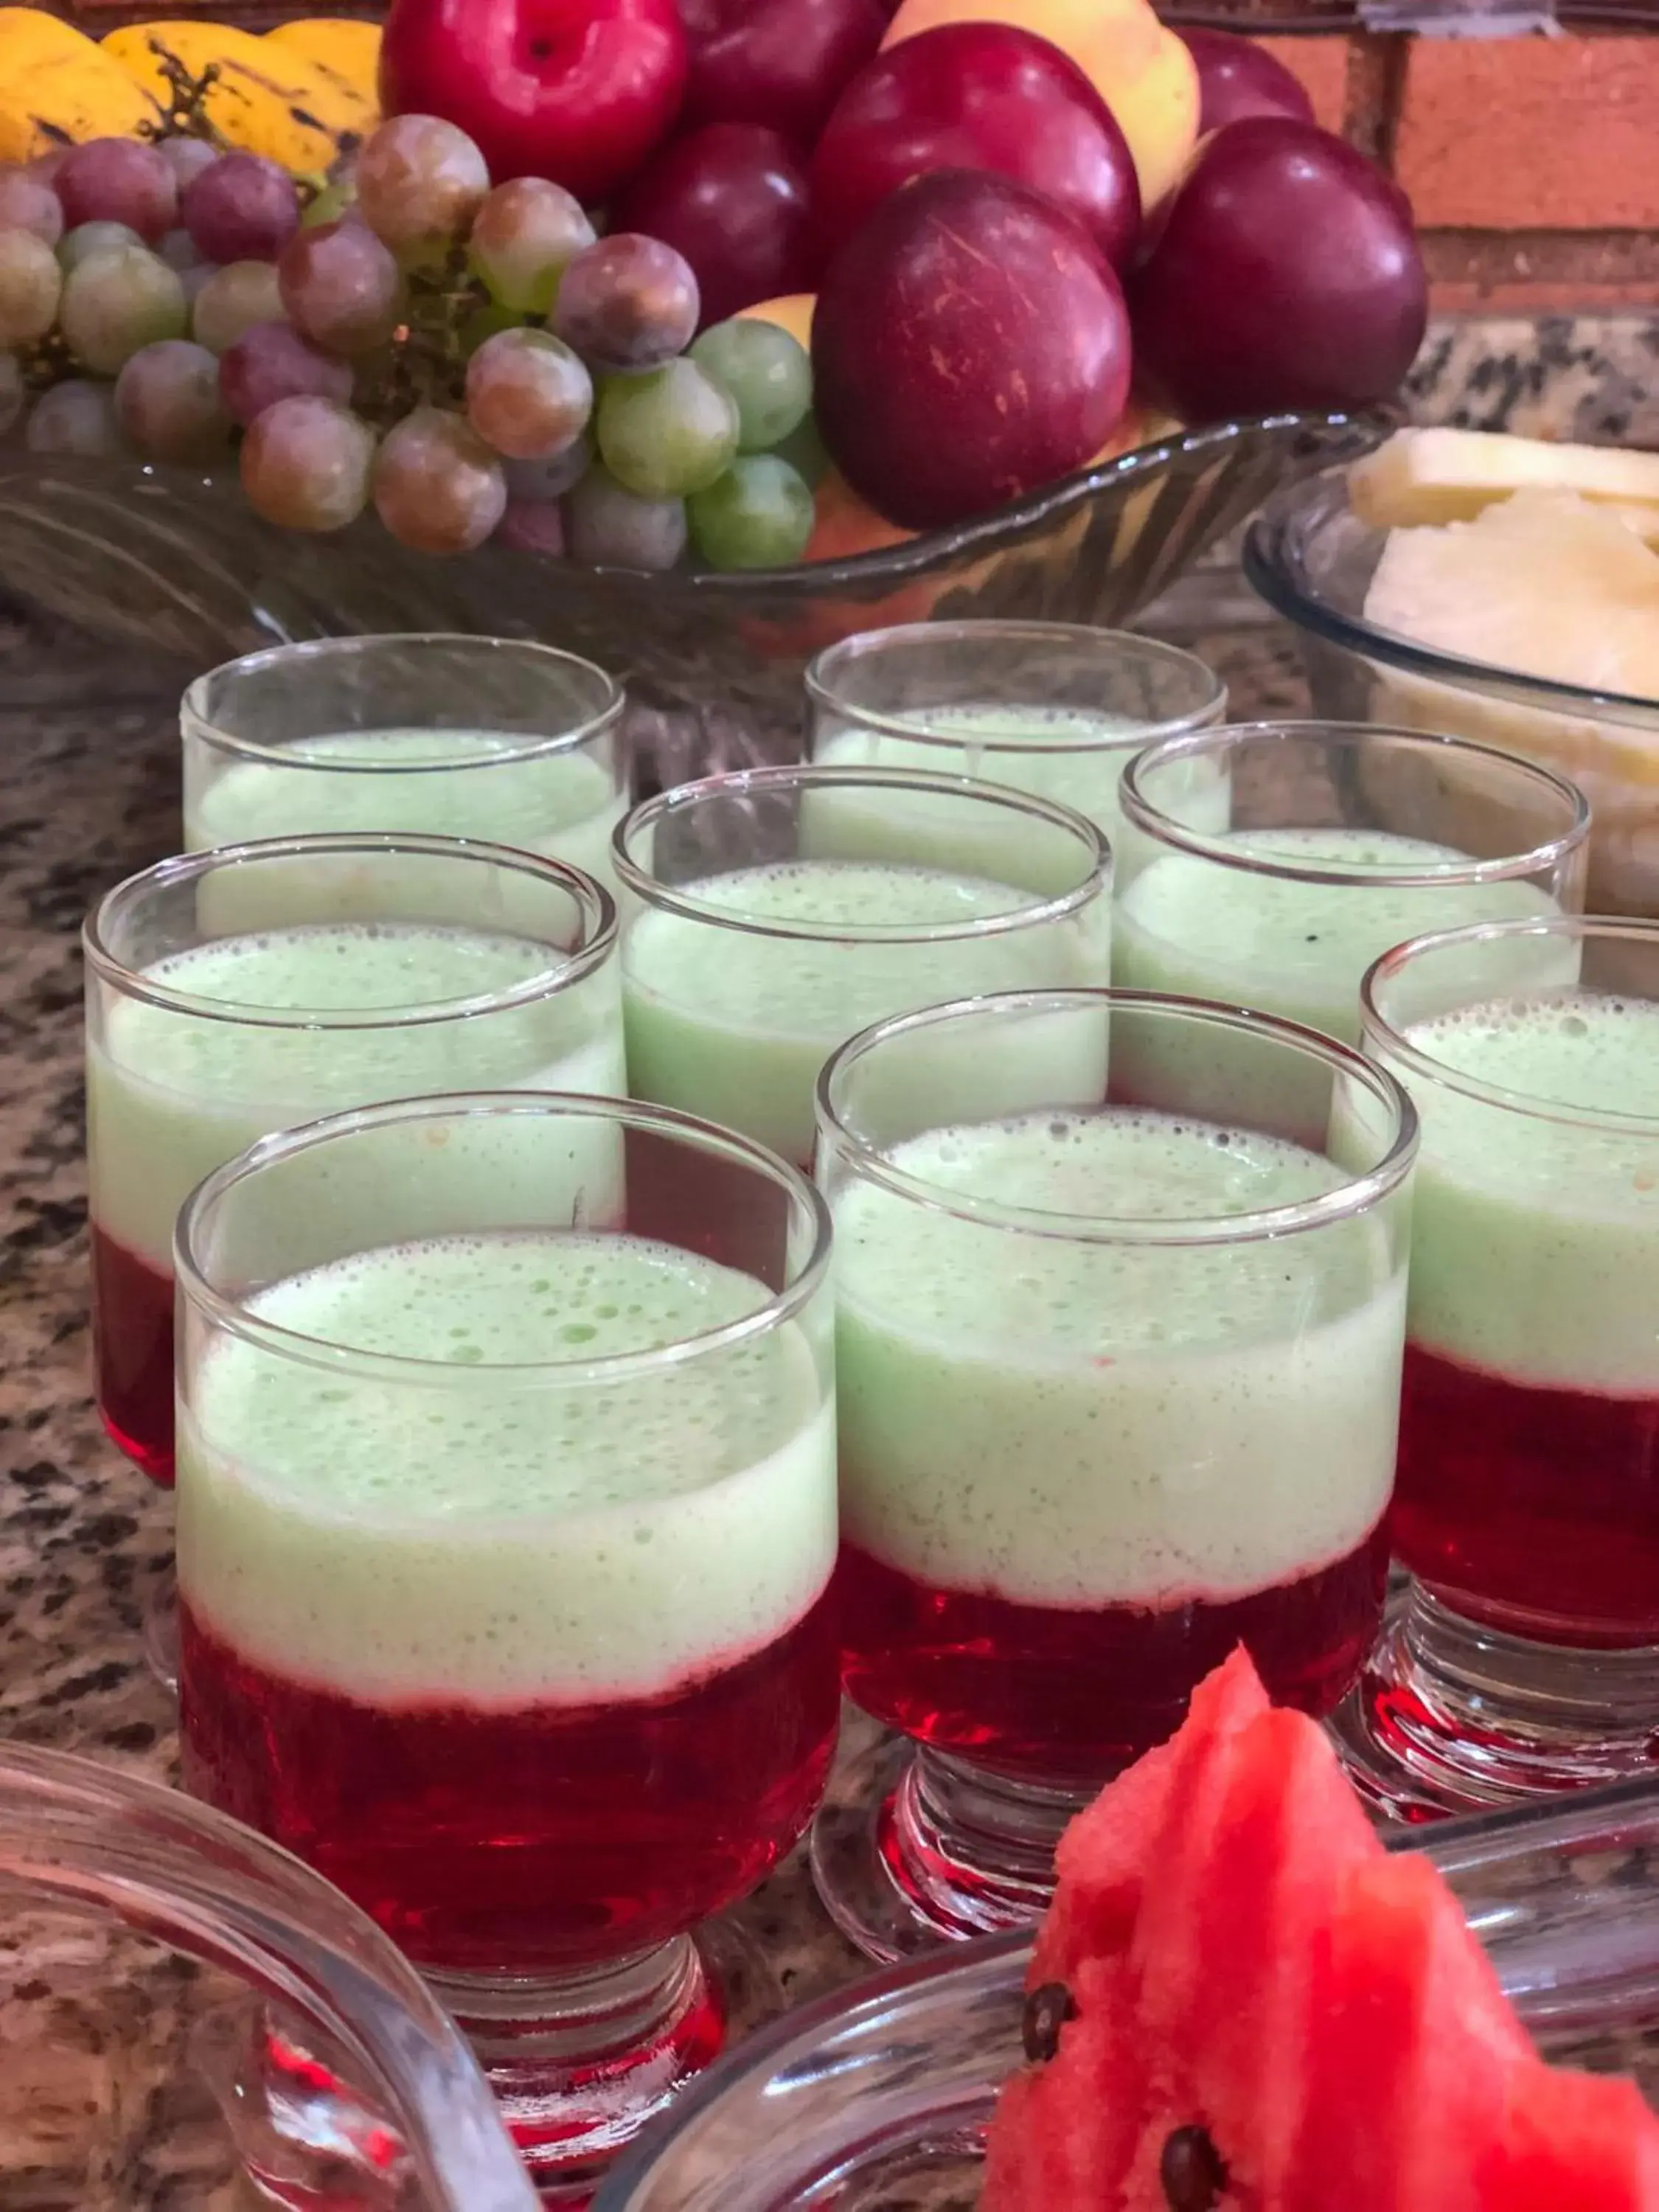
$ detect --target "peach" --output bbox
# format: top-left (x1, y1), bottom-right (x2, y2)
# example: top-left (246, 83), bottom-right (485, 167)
top-left (880, 0), bottom-right (1199, 213)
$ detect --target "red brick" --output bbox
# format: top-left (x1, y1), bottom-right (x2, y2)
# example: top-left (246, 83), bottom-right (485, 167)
top-left (1422, 225), bottom-right (1659, 312)
top-left (1250, 33), bottom-right (1352, 135)
top-left (1395, 34), bottom-right (1659, 230)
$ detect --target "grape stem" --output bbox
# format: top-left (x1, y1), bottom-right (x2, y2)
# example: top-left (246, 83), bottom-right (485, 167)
top-left (134, 44), bottom-right (233, 154)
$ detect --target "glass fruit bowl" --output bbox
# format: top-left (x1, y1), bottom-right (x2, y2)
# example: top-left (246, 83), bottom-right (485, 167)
top-left (0, 1739), bottom-right (538, 2212)
top-left (1244, 467), bottom-right (1659, 919)
top-left (0, 409), bottom-right (1382, 787)
top-left (594, 1779), bottom-right (1659, 2212)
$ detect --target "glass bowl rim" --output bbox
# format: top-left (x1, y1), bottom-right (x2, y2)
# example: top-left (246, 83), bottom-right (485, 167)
top-left (174, 1088), bottom-right (833, 1388)
top-left (1118, 720), bottom-right (1593, 886)
top-left (1243, 474), bottom-right (1659, 727)
top-left (83, 832), bottom-right (619, 1031)
top-left (803, 619), bottom-right (1228, 754)
top-left (815, 985), bottom-right (1419, 1247)
top-left (181, 633), bottom-right (627, 769)
top-left (1361, 912), bottom-right (1659, 1137)
top-left (613, 764), bottom-right (1111, 944)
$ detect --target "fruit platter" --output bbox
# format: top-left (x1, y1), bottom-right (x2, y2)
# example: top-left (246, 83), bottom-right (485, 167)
top-left (0, 0), bottom-right (1419, 730)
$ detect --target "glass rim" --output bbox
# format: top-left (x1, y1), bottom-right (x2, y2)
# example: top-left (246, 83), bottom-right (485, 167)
top-left (815, 986), bottom-right (1419, 1247)
top-left (613, 763), bottom-right (1110, 943)
top-left (1118, 720), bottom-right (1593, 885)
top-left (175, 1090), bottom-right (835, 1388)
top-left (181, 633), bottom-right (625, 771)
top-left (83, 832), bottom-right (618, 1032)
top-left (1360, 913), bottom-right (1659, 1137)
top-left (804, 620), bottom-right (1227, 754)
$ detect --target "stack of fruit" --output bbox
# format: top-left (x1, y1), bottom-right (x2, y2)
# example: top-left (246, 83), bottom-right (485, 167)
top-left (0, 0), bottom-right (1428, 577)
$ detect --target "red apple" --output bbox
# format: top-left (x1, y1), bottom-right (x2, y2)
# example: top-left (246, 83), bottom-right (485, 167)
top-left (813, 167), bottom-right (1132, 529)
top-left (810, 22), bottom-right (1140, 270)
top-left (1127, 117), bottom-right (1427, 423)
top-left (681, 0), bottom-right (887, 149)
top-left (1181, 29), bottom-right (1314, 135)
top-left (611, 123), bottom-right (813, 325)
top-left (378, 0), bottom-right (686, 204)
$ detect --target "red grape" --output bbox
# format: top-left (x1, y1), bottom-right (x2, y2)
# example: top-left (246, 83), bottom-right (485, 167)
top-left (0, 172), bottom-right (63, 248)
top-left (181, 153), bottom-right (301, 264)
top-left (156, 138), bottom-right (222, 192)
top-left (465, 328), bottom-right (592, 461)
top-left (218, 319), bottom-right (354, 428)
top-left (470, 178), bottom-right (595, 314)
top-left (191, 260), bottom-right (285, 355)
top-left (355, 115), bottom-right (490, 265)
top-left (552, 234), bottom-right (699, 372)
top-left (495, 498), bottom-right (566, 556)
top-left (504, 439), bottom-right (592, 501)
top-left (24, 378), bottom-right (126, 457)
top-left (372, 406), bottom-right (506, 554)
top-left (278, 220), bottom-right (406, 357)
top-left (566, 465), bottom-right (686, 569)
top-left (56, 139), bottom-right (177, 246)
top-left (0, 229), bottom-right (63, 348)
top-left (114, 338), bottom-right (232, 462)
top-left (241, 394), bottom-right (375, 532)
top-left (0, 351), bottom-right (23, 437)
top-left (611, 124), bottom-right (813, 327)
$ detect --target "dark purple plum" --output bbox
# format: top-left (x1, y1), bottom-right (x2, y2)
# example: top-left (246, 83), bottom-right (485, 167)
top-left (1182, 29), bottom-right (1314, 135)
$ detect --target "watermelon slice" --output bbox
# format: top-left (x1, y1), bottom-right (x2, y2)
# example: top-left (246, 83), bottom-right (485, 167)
top-left (982, 1647), bottom-right (1659, 2212)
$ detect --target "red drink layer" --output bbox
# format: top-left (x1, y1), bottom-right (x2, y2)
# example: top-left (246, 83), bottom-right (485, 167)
top-left (1394, 1342), bottom-right (1659, 1647)
top-left (837, 1531), bottom-right (1390, 1784)
top-left (179, 1589), bottom-right (840, 1974)
top-left (90, 1222), bottom-right (175, 1486)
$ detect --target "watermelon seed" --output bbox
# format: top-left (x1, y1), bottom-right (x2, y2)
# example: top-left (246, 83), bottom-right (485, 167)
top-left (1159, 2125), bottom-right (1228, 2211)
top-left (1019, 1981), bottom-right (1077, 2063)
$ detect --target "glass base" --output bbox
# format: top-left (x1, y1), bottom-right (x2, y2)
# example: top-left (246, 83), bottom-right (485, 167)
top-left (142, 1559), bottom-right (178, 1694)
top-left (1330, 1582), bottom-right (1659, 1823)
top-left (810, 1732), bottom-right (1085, 1964)
top-left (427, 1929), bottom-right (764, 2197)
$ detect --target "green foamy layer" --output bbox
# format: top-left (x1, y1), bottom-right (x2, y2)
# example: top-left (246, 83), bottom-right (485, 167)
top-left (1390, 990), bottom-right (1659, 1391)
top-left (185, 726), bottom-right (623, 887)
top-left (832, 1107), bottom-right (1405, 1606)
top-left (1116, 828), bottom-right (1558, 1043)
top-left (178, 1231), bottom-right (835, 1704)
top-left (624, 859), bottom-right (1110, 1163)
top-left (89, 924), bottom-right (622, 1268)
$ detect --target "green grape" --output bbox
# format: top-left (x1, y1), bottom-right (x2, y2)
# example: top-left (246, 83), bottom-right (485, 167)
top-left (566, 464), bottom-right (686, 571)
top-left (60, 245), bottom-right (187, 374)
top-left (459, 301), bottom-right (524, 360)
top-left (470, 177), bottom-right (594, 314)
top-left (688, 319), bottom-right (810, 453)
top-left (301, 178), bottom-right (358, 231)
top-left (688, 455), bottom-right (814, 572)
top-left (190, 259), bottom-right (285, 356)
top-left (595, 358), bottom-right (737, 503)
top-left (0, 228), bottom-right (61, 348)
top-left (58, 220), bottom-right (144, 271)
top-left (772, 408), bottom-right (828, 490)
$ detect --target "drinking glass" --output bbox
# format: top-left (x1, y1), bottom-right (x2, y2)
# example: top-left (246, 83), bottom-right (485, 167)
top-left (1114, 721), bottom-right (1590, 1125)
top-left (806, 621), bottom-right (1225, 843)
top-left (87, 833), bottom-right (621, 1489)
top-left (810, 988), bottom-right (1417, 1961)
top-left (181, 635), bottom-right (626, 888)
top-left (173, 1091), bottom-right (840, 2194)
top-left (614, 762), bottom-right (1111, 1167)
top-left (1332, 915), bottom-right (1659, 1818)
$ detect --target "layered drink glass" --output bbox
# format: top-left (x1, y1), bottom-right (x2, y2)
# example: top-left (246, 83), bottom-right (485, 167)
top-left (1114, 723), bottom-right (1589, 1124)
top-left (1333, 916), bottom-right (1659, 1817)
top-left (86, 833), bottom-right (621, 1486)
top-left (174, 1091), bottom-right (840, 2192)
top-left (809, 987), bottom-right (1417, 1960)
top-left (806, 621), bottom-right (1225, 844)
top-left (181, 635), bottom-right (626, 888)
top-left (616, 762), bottom-right (1112, 1167)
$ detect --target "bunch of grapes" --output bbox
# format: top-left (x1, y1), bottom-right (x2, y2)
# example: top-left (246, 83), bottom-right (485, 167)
top-left (0, 114), bottom-right (821, 573)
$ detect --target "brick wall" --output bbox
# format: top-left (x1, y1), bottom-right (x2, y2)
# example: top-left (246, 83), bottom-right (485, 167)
top-left (56, 0), bottom-right (1659, 311)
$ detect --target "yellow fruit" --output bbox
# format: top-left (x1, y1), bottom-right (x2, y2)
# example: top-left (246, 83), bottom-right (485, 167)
top-left (265, 19), bottom-right (381, 105)
top-left (103, 21), bottom-right (372, 173)
top-left (0, 39), bottom-right (162, 164)
top-left (736, 293), bottom-right (815, 349)
top-left (0, 10), bottom-right (102, 65)
top-left (1352, 427), bottom-right (1659, 532)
